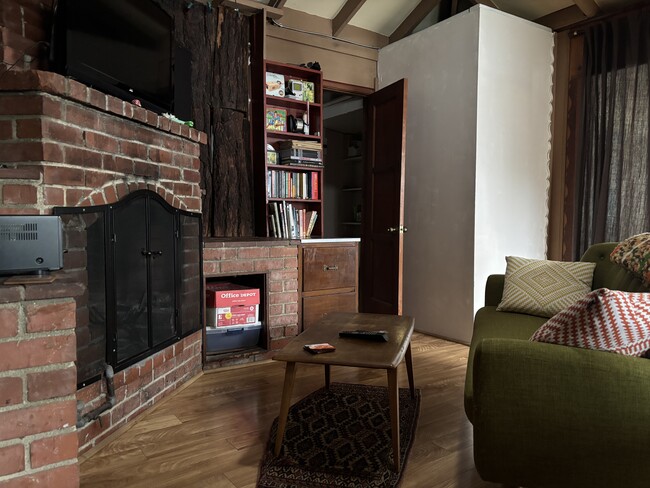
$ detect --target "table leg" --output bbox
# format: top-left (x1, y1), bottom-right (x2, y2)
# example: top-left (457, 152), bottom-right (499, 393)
top-left (387, 368), bottom-right (400, 472)
top-left (405, 342), bottom-right (415, 399)
top-left (324, 364), bottom-right (331, 389)
top-left (274, 362), bottom-right (297, 456)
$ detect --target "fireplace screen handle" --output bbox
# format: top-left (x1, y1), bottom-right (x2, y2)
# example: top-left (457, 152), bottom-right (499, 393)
top-left (141, 249), bottom-right (163, 257)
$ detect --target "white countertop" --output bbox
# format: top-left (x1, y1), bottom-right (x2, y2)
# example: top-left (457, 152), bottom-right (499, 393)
top-left (300, 237), bottom-right (361, 243)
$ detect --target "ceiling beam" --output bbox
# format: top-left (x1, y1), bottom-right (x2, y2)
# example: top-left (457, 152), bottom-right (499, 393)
top-left (389, 0), bottom-right (441, 44)
top-left (332, 0), bottom-right (368, 37)
top-left (573, 0), bottom-right (601, 18)
top-left (221, 0), bottom-right (284, 19)
top-left (536, 5), bottom-right (587, 31)
top-left (471, 0), bottom-right (497, 8)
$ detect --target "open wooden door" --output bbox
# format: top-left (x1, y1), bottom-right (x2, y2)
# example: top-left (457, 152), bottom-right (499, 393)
top-left (360, 79), bottom-right (407, 315)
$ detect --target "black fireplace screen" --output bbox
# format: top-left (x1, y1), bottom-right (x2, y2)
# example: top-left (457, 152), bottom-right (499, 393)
top-left (54, 190), bottom-right (203, 387)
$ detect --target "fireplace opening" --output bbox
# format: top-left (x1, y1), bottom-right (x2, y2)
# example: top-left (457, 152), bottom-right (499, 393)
top-left (205, 273), bottom-right (268, 357)
top-left (54, 189), bottom-right (203, 387)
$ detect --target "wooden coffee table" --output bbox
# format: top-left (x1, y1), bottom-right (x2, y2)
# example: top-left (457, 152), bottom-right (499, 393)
top-left (272, 312), bottom-right (415, 471)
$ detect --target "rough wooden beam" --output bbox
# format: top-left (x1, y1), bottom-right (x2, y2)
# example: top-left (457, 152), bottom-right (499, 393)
top-left (536, 5), bottom-right (587, 31)
top-left (221, 0), bottom-right (283, 19)
top-left (332, 0), bottom-right (368, 37)
top-left (389, 0), bottom-right (441, 43)
top-left (573, 0), bottom-right (601, 18)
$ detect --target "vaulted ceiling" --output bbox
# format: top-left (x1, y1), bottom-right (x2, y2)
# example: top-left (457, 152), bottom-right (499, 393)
top-left (221, 0), bottom-right (643, 43)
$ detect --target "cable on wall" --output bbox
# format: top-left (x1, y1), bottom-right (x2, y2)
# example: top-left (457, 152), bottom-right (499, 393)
top-left (268, 18), bottom-right (381, 51)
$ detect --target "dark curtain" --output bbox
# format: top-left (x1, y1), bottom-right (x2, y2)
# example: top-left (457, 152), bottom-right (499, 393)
top-left (574, 6), bottom-right (650, 259)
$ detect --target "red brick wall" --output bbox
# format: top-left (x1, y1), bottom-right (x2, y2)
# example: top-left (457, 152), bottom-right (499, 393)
top-left (76, 330), bottom-right (202, 454)
top-left (203, 239), bottom-right (300, 367)
top-left (0, 0), bottom-right (52, 72)
top-left (0, 70), bottom-right (205, 215)
top-left (0, 284), bottom-right (79, 487)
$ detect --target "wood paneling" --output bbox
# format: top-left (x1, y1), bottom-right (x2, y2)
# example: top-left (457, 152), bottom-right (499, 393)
top-left (547, 31), bottom-right (571, 261)
top-left (265, 8), bottom-right (386, 90)
top-left (79, 333), bottom-right (500, 488)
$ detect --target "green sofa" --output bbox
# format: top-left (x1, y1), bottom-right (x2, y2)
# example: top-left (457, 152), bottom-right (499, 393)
top-left (465, 242), bottom-right (650, 488)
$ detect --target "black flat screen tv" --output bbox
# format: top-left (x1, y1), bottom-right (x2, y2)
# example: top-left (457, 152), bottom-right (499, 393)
top-left (52, 0), bottom-right (173, 113)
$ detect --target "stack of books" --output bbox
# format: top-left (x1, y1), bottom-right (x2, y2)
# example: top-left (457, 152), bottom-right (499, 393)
top-left (268, 202), bottom-right (318, 239)
top-left (275, 140), bottom-right (323, 167)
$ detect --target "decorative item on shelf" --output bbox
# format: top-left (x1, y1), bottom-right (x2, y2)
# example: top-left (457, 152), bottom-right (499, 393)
top-left (266, 108), bottom-right (287, 132)
top-left (267, 150), bottom-right (279, 165)
top-left (285, 79), bottom-right (304, 100)
top-left (266, 72), bottom-right (285, 96)
top-left (303, 82), bottom-right (315, 102)
top-left (302, 109), bottom-right (309, 135)
top-left (299, 61), bottom-right (321, 71)
top-left (287, 115), bottom-right (305, 134)
top-left (347, 138), bottom-right (362, 157)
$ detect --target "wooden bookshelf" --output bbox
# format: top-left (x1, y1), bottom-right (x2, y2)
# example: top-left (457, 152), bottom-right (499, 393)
top-left (252, 60), bottom-right (324, 238)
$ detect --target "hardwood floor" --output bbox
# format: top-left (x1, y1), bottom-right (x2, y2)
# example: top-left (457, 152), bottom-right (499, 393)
top-left (80, 333), bottom-right (501, 487)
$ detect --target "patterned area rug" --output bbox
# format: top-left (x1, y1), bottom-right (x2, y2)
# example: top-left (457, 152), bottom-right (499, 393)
top-left (257, 382), bottom-right (421, 488)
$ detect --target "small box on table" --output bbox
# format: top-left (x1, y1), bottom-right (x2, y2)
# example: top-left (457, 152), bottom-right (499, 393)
top-left (206, 282), bottom-right (260, 327)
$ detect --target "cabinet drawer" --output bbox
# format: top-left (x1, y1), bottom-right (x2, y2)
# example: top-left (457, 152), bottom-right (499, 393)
top-left (302, 293), bottom-right (358, 330)
top-left (302, 246), bottom-right (357, 292)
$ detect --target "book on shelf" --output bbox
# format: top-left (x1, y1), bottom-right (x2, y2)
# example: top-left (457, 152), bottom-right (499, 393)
top-left (311, 172), bottom-right (319, 199)
top-left (280, 159), bottom-right (323, 168)
top-left (268, 204), bottom-right (318, 238)
top-left (268, 169), bottom-right (319, 199)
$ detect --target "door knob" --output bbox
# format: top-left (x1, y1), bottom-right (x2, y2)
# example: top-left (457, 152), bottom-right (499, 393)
top-left (387, 226), bottom-right (408, 234)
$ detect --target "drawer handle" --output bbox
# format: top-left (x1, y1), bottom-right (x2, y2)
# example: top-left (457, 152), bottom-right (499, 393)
top-left (323, 265), bottom-right (339, 271)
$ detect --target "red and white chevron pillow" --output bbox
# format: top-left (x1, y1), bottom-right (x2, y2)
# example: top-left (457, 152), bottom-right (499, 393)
top-left (531, 288), bottom-right (650, 356)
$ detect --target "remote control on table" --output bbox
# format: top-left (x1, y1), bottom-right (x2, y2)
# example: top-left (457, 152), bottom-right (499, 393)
top-left (338, 330), bottom-right (389, 342)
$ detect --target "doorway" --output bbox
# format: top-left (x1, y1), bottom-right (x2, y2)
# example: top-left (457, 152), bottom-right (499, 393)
top-left (322, 90), bottom-right (365, 238)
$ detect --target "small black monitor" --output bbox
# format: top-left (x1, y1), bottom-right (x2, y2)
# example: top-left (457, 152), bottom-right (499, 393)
top-left (52, 0), bottom-right (173, 113)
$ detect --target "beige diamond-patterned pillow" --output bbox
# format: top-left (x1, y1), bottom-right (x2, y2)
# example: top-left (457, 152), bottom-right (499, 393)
top-left (496, 256), bottom-right (596, 318)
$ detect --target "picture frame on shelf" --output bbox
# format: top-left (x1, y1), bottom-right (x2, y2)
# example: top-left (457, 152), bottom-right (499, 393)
top-left (266, 108), bottom-right (287, 132)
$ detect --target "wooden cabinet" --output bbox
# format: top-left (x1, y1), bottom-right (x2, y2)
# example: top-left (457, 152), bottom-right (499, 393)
top-left (251, 59), bottom-right (324, 238)
top-left (299, 241), bottom-right (359, 330)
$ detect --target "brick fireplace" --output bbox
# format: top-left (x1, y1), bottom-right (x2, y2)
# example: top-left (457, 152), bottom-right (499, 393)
top-left (0, 70), bottom-right (206, 485)
top-left (0, 69), bottom-right (306, 486)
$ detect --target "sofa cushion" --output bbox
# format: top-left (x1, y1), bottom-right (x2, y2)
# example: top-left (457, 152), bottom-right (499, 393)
top-left (531, 288), bottom-right (650, 356)
top-left (610, 233), bottom-right (650, 287)
top-left (496, 256), bottom-right (596, 318)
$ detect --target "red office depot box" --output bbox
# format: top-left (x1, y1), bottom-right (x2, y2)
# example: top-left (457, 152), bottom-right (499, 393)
top-left (206, 283), bottom-right (260, 327)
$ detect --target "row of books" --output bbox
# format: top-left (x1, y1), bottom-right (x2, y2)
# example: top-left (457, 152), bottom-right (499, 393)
top-left (267, 170), bottom-right (319, 200)
top-left (269, 202), bottom-right (318, 239)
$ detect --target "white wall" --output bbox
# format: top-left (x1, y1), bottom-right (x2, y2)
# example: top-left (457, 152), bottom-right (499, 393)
top-left (377, 8), bottom-right (480, 343)
top-left (473, 8), bottom-right (554, 319)
top-left (377, 5), bottom-right (553, 343)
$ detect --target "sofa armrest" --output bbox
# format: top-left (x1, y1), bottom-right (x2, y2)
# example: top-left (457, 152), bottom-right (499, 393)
top-left (472, 338), bottom-right (650, 488)
top-left (484, 274), bottom-right (505, 306)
